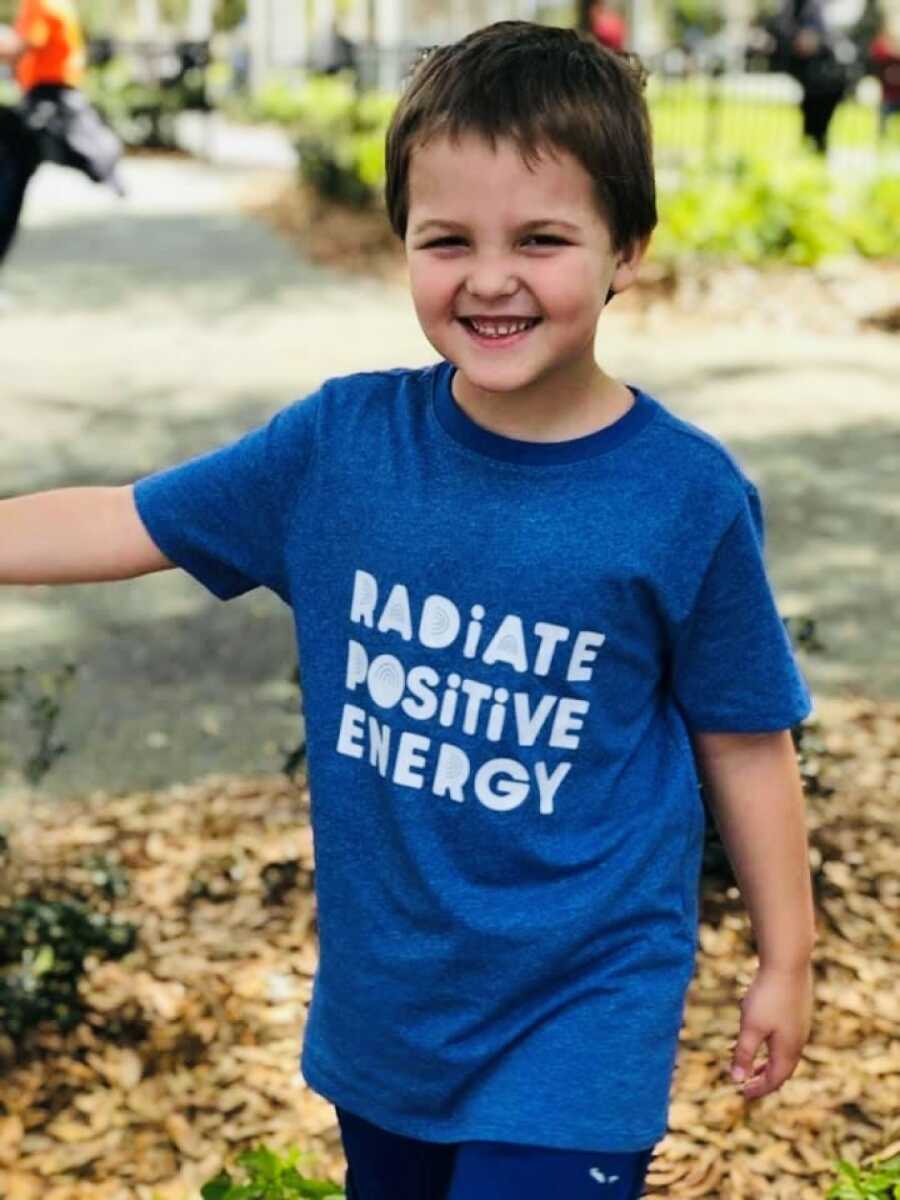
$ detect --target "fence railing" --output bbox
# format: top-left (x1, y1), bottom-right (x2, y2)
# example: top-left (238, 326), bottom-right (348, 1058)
top-left (75, 34), bottom-right (898, 162)
top-left (645, 67), bottom-right (892, 163)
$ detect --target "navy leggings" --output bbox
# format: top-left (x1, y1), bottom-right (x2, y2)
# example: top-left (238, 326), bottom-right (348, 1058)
top-left (336, 1107), bottom-right (655, 1200)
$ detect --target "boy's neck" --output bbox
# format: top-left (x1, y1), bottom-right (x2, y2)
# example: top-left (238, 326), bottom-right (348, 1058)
top-left (451, 360), bottom-right (634, 445)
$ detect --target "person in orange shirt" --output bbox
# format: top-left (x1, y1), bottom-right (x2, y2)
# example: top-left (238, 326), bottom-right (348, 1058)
top-left (0, 0), bottom-right (120, 295)
top-left (9, 0), bottom-right (87, 91)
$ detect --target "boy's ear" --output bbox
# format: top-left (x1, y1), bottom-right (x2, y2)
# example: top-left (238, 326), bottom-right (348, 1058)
top-left (610, 235), bottom-right (651, 297)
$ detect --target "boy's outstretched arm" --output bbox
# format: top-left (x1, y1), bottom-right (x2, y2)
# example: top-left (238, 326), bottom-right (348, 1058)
top-left (0, 486), bottom-right (173, 585)
top-left (692, 729), bottom-right (817, 1101)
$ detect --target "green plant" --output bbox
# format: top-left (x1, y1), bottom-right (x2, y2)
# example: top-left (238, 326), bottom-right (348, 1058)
top-left (201, 1144), bottom-right (344, 1199)
top-left (242, 73), bottom-right (395, 208)
top-left (839, 174), bottom-right (900, 258)
top-left (653, 151), bottom-right (900, 265)
top-left (85, 53), bottom-right (210, 149)
top-left (668, 0), bottom-right (725, 40)
top-left (827, 1154), bottom-right (900, 1198)
top-left (0, 898), bottom-right (136, 1038)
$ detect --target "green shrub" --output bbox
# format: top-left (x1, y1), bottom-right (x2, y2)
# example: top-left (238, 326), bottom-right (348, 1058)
top-left (653, 151), bottom-right (900, 265)
top-left (84, 56), bottom-right (209, 149)
top-left (839, 174), bottom-right (900, 259)
top-left (244, 73), bottom-right (395, 208)
top-left (826, 1154), bottom-right (900, 1198)
top-left (201, 1144), bottom-right (344, 1199)
top-left (84, 59), bottom-right (180, 148)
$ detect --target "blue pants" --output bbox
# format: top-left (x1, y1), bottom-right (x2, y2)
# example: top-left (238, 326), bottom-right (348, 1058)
top-left (336, 1107), bottom-right (655, 1200)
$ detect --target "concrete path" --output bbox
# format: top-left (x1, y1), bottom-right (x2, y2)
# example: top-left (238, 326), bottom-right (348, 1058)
top-left (1, 146), bottom-right (898, 799)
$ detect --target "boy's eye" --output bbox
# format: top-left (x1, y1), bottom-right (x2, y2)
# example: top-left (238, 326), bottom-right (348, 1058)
top-left (421, 236), bottom-right (467, 249)
top-left (521, 234), bottom-right (569, 247)
top-left (416, 233), bottom-right (570, 252)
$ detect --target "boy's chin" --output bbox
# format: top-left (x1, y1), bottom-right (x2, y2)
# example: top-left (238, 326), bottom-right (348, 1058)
top-left (454, 362), bottom-right (550, 397)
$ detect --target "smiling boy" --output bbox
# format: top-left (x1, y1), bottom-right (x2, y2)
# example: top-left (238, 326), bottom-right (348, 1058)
top-left (0, 21), bottom-right (816, 1200)
top-left (404, 134), bottom-right (643, 440)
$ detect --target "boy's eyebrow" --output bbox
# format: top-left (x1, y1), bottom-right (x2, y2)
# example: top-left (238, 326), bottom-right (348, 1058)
top-left (411, 218), bottom-right (583, 235)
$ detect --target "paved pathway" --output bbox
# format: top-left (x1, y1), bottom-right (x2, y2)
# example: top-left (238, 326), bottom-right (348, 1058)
top-left (1, 143), bottom-right (898, 798)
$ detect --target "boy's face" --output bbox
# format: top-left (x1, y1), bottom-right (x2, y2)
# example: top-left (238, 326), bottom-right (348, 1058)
top-left (404, 133), bottom-right (645, 405)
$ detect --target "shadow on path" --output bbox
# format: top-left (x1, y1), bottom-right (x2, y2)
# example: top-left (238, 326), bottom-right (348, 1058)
top-left (730, 418), bottom-right (900, 699)
top-left (9, 212), bottom-right (333, 315)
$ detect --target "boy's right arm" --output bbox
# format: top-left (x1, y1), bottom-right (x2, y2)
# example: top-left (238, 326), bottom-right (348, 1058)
top-left (0, 486), bottom-right (174, 585)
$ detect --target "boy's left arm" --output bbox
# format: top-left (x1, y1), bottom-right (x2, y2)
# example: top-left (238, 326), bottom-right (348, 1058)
top-left (692, 729), bottom-right (817, 1101)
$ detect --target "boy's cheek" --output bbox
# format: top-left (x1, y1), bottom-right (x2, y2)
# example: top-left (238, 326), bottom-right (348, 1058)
top-left (409, 270), bottom-right (458, 315)
top-left (407, 260), bottom-right (438, 295)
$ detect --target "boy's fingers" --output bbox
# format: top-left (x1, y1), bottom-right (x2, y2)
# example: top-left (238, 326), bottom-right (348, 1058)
top-left (737, 1032), bottom-right (801, 1097)
top-left (730, 1027), bottom-right (765, 1084)
top-left (759, 1034), bottom-right (800, 1091)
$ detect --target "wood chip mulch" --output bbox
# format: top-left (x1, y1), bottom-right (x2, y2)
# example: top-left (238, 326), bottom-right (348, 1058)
top-left (0, 696), bottom-right (897, 1200)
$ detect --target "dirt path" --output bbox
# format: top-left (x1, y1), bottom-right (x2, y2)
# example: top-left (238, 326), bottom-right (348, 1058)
top-left (2, 153), bottom-right (898, 799)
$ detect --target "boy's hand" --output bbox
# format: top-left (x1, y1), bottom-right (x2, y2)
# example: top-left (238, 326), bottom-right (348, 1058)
top-left (730, 962), bottom-right (813, 1100)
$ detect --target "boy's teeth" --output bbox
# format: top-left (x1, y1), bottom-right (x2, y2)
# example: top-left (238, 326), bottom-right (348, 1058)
top-left (468, 318), bottom-right (533, 338)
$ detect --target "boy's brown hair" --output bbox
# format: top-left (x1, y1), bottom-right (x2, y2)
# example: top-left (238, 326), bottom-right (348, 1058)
top-left (385, 20), bottom-right (657, 253)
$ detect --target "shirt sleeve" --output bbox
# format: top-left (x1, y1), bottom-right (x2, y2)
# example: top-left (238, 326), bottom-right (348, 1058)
top-left (671, 484), bottom-right (813, 733)
top-left (132, 390), bottom-right (321, 605)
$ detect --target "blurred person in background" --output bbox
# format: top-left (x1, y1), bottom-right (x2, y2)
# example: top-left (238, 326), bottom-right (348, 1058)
top-left (869, 9), bottom-right (900, 135)
top-left (229, 15), bottom-right (250, 93)
top-left (588, 0), bottom-right (629, 51)
top-left (0, 0), bottom-right (121, 305)
top-left (774, 0), bottom-right (852, 151)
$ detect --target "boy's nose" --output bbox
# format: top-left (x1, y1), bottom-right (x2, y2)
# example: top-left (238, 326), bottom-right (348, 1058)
top-left (464, 259), bottom-right (519, 300)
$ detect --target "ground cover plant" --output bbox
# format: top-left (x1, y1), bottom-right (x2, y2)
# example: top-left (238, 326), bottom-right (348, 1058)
top-left (193, 1144), bottom-right (900, 1199)
top-left (826, 1155), bottom-right (900, 1198)
top-left (201, 1144), bottom-right (343, 1198)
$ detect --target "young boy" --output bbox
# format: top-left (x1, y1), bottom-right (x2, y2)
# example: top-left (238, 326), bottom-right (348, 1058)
top-left (0, 22), bottom-right (816, 1200)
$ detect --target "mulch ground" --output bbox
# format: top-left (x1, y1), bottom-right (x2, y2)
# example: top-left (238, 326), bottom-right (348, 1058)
top-left (0, 696), bottom-right (897, 1199)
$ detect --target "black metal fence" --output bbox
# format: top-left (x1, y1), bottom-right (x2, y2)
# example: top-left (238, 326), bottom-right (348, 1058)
top-left (78, 32), bottom-right (897, 160)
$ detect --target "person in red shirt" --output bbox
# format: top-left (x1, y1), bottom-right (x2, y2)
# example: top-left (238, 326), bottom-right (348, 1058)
top-left (0, 0), bottom-right (119, 295)
top-left (588, 0), bottom-right (628, 52)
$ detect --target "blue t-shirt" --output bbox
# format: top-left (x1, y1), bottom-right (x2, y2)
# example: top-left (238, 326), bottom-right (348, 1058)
top-left (133, 361), bottom-right (812, 1153)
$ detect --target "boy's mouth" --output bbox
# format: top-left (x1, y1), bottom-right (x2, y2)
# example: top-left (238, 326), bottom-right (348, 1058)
top-left (457, 316), bottom-right (542, 343)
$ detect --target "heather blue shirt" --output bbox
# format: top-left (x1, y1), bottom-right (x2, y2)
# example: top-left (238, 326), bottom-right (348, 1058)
top-left (134, 361), bottom-right (812, 1152)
